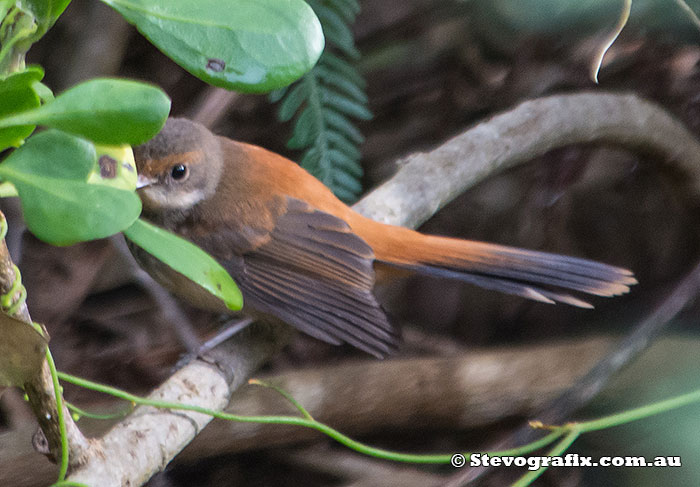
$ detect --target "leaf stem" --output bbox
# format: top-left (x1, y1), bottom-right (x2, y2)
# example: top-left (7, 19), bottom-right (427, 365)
top-left (512, 428), bottom-right (581, 487)
top-left (590, 0), bottom-right (631, 83)
top-left (305, 70), bottom-right (331, 184)
top-left (575, 387), bottom-right (700, 432)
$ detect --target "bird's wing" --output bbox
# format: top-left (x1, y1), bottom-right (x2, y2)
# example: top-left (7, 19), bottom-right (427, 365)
top-left (219, 196), bottom-right (397, 357)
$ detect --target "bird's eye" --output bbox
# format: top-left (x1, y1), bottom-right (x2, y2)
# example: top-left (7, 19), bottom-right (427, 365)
top-left (170, 164), bottom-right (188, 181)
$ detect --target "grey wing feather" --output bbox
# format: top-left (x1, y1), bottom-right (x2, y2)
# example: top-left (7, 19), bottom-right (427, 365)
top-left (229, 197), bottom-right (397, 357)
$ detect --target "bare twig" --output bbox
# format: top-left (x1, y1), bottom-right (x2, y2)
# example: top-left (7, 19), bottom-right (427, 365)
top-left (530, 260), bottom-right (700, 428)
top-left (187, 86), bottom-right (240, 129)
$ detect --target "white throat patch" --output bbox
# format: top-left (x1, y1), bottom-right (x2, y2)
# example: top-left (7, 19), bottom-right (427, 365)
top-left (140, 186), bottom-right (206, 210)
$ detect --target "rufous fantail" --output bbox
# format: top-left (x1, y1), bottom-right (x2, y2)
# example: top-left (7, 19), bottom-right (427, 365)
top-left (131, 118), bottom-right (635, 357)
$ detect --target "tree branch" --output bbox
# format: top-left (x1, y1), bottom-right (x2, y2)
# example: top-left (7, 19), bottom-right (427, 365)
top-left (0, 211), bottom-right (90, 467)
top-left (7, 335), bottom-right (700, 486)
top-left (354, 91), bottom-right (700, 227)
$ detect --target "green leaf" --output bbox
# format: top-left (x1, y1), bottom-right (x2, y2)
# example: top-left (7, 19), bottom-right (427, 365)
top-left (331, 151), bottom-right (363, 178)
top-left (323, 109), bottom-right (364, 144)
top-left (316, 7), bottom-right (358, 58)
top-left (272, 1), bottom-right (368, 203)
top-left (31, 80), bottom-right (54, 102)
top-left (87, 144), bottom-right (138, 191)
top-left (268, 86), bottom-right (289, 104)
top-left (331, 0), bottom-right (361, 16)
top-left (0, 314), bottom-right (47, 388)
top-left (327, 148), bottom-right (360, 173)
top-left (287, 107), bottom-right (319, 149)
top-left (332, 186), bottom-right (357, 203)
top-left (278, 82), bottom-right (308, 122)
top-left (316, 65), bottom-right (367, 104)
top-left (23, 0), bottom-right (72, 38)
top-left (123, 219), bottom-right (243, 311)
top-left (0, 66), bottom-right (43, 149)
top-left (0, 130), bottom-right (141, 245)
top-left (0, 0), bottom-right (14, 20)
top-left (325, 0), bottom-right (358, 24)
top-left (0, 182), bottom-right (18, 197)
top-left (100, 0), bottom-right (324, 93)
top-left (333, 168), bottom-right (363, 193)
top-left (0, 4), bottom-right (38, 74)
top-left (300, 146), bottom-right (322, 174)
top-left (327, 131), bottom-right (361, 159)
top-left (323, 52), bottom-right (366, 87)
top-left (0, 78), bottom-right (170, 145)
top-left (323, 94), bottom-right (372, 120)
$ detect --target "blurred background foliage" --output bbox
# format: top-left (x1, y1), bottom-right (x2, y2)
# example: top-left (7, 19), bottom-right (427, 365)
top-left (2, 0), bottom-right (700, 485)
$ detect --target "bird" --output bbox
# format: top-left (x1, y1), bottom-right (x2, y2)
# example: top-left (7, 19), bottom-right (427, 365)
top-left (131, 118), bottom-right (636, 358)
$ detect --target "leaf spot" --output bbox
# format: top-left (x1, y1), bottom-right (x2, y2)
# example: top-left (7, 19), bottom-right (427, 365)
top-left (122, 162), bottom-right (135, 172)
top-left (99, 155), bottom-right (118, 179)
top-left (206, 59), bottom-right (226, 72)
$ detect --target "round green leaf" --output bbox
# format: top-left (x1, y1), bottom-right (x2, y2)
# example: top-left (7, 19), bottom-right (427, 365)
top-left (100, 0), bottom-right (324, 93)
top-left (0, 66), bottom-right (44, 150)
top-left (124, 218), bottom-right (243, 311)
top-left (0, 78), bottom-right (171, 145)
top-left (0, 130), bottom-right (142, 245)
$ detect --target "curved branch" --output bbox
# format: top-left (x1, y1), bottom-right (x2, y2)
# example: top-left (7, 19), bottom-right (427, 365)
top-left (354, 92), bottom-right (700, 228)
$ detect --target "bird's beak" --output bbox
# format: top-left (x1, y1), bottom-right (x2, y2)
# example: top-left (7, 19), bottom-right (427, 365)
top-left (136, 174), bottom-right (155, 189)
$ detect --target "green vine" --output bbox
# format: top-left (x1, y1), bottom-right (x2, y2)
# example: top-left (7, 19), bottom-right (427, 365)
top-left (57, 371), bottom-right (562, 465)
top-left (46, 347), bottom-right (69, 482)
top-left (56, 368), bottom-right (700, 486)
top-left (272, 0), bottom-right (370, 203)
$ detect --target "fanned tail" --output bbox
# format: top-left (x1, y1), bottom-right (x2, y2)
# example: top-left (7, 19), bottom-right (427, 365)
top-left (365, 225), bottom-right (636, 307)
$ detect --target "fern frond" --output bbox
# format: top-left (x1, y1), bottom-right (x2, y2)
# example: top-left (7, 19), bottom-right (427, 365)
top-left (271, 0), bottom-right (370, 203)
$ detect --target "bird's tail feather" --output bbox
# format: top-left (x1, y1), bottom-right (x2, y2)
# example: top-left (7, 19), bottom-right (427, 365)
top-left (370, 229), bottom-right (636, 308)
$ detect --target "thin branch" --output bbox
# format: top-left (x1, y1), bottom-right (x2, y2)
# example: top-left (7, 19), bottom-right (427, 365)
top-left (529, 260), bottom-right (700, 429)
top-left (0, 211), bottom-right (90, 467)
top-left (65, 321), bottom-right (291, 486)
top-left (181, 337), bottom-right (613, 460)
top-left (186, 86), bottom-right (240, 129)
